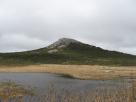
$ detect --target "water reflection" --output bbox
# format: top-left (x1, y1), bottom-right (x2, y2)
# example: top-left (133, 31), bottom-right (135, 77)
top-left (0, 73), bottom-right (132, 102)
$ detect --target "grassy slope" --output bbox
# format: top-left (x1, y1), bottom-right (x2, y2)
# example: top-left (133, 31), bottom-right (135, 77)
top-left (0, 43), bottom-right (136, 66)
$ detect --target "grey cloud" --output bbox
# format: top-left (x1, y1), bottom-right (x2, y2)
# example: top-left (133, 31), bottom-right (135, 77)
top-left (0, 0), bottom-right (136, 54)
top-left (0, 34), bottom-right (48, 52)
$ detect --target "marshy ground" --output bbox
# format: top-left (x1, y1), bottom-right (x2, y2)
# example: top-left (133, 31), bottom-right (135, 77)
top-left (0, 64), bottom-right (136, 80)
top-left (0, 65), bottom-right (136, 101)
top-left (0, 80), bottom-right (135, 102)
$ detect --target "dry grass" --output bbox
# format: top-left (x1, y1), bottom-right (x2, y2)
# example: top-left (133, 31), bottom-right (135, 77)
top-left (0, 80), bottom-right (134, 102)
top-left (0, 64), bottom-right (136, 80)
top-left (13, 81), bottom-right (136, 102)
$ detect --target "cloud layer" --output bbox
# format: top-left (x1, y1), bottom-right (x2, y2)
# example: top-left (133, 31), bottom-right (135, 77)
top-left (0, 0), bottom-right (136, 54)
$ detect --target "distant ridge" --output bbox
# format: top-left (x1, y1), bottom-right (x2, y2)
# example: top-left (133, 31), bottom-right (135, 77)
top-left (0, 38), bottom-right (136, 66)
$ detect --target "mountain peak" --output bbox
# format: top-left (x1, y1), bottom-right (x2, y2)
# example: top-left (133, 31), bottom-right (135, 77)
top-left (48, 38), bottom-right (80, 49)
top-left (58, 37), bottom-right (80, 44)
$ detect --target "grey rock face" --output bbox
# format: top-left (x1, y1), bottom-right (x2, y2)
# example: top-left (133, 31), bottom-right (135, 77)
top-left (48, 38), bottom-right (80, 49)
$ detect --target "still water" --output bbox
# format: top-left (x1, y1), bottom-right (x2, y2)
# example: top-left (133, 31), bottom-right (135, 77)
top-left (0, 73), bottom-right (127, 94)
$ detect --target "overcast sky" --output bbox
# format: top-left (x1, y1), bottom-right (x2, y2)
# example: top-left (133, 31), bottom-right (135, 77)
top-left (0, 0), bottom-right (136, 54)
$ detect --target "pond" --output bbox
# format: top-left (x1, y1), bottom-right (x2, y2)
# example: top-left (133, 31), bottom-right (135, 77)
top-left (0, 73), bottom-right (129, 94)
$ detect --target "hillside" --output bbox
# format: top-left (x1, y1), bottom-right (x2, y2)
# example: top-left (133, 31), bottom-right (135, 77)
top-left (0, 38), bottom-right (136, 66)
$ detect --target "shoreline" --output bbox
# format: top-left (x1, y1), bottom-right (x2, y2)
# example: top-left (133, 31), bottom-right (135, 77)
top-left (0, 64), bottom-right (136, 80)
